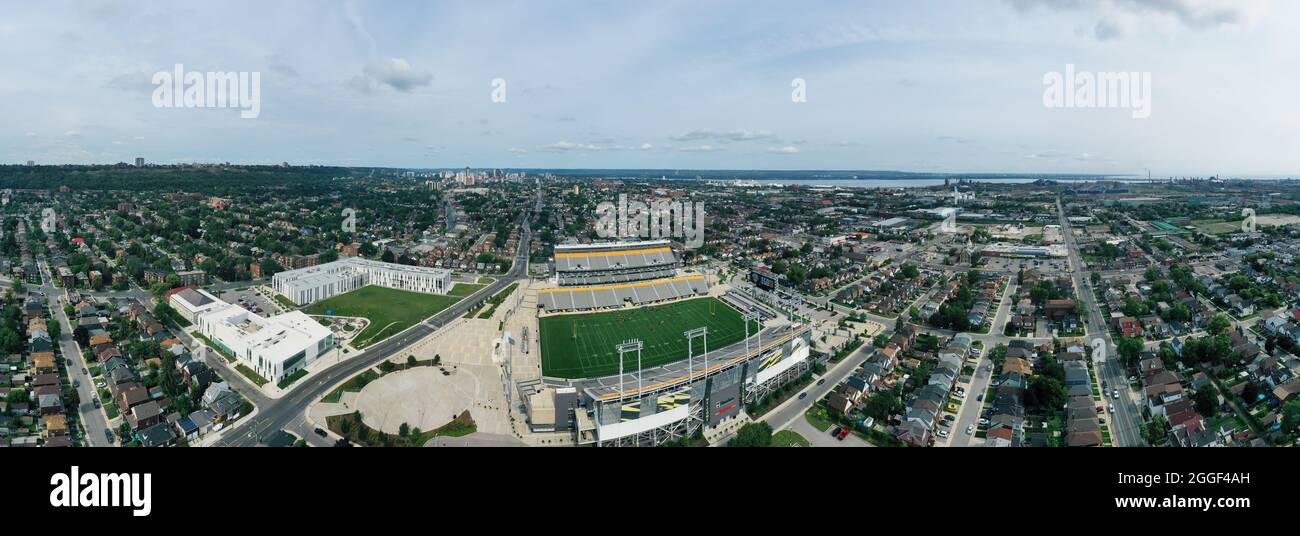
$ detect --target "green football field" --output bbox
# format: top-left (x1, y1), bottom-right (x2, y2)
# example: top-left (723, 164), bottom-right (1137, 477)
top-left (302, 285), bottom-right (464, 348)
top-left (538, 297), bottom-right (761, 379)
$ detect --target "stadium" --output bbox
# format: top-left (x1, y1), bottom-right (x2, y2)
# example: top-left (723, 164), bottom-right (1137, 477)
top-left (524, 240), bottom-right (812, 447)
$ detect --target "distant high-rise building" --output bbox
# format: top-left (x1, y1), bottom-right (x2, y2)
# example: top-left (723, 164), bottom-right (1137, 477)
top-left (135, 157), bottom-right (145, 167)
top-left (26, 160), bottom-right (34, 166)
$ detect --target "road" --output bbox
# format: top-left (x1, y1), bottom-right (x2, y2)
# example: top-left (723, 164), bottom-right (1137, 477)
top-left (1057, 197), bottom-right (1146, 447)
top-left (35, 259), bottom-right (112, 447)
top-left (945, 356), bottom-right (992, 447)
top-left (760, 342), bottom-right (875, 433)
top-left (216, 218), bottom-right (533, 446)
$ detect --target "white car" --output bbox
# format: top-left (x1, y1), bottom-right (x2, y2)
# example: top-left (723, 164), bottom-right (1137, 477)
top-left (965, 425), bottom-right (974, 435)
top-left (937, 429), bottom-right (950, 438)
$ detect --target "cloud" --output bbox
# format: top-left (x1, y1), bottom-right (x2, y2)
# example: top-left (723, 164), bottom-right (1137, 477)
top-left (266, 54), bottom-right (299, 77)
top-left (1024, 150), bottom-right (1114, 163)
top-left (362, 58), bottom-right (432, 92)
top-left (1006, 0), bottom-right (1269, 39)
top-left (507, 147), bottom-right (528, 154)
top-left (640, 143), bottom-right (653, 150)
top-left (542, 141), bottom-right (605, 152)
top-left (104, 70), bottom-right (155, 93)
top-left (670, 128), bottom-right (776, 142)
top-left (766, 146), bottom-right (800, 155)
top-left (677, 145), bottom-right (718, 152)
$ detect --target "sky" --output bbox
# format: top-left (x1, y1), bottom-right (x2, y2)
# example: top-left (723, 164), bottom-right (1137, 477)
top-left (0, 0), bottom-right (1295, 176)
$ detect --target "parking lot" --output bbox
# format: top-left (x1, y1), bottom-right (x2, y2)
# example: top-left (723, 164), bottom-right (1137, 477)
top-left (217, 287), bottom-right (281, 316)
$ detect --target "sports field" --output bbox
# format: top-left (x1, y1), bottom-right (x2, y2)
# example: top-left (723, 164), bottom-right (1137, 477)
top-left (302, 285), bottom-right (464, 348)
top-left (538, 297), bottom-right (761, 379)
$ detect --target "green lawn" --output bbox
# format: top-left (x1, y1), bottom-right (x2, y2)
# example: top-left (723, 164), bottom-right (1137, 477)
top-left (771, 430), bottom-right (810, 447)
top-left (538, 297), bottom-right (760, 379)
top-left (303, 285), bottom-right (465, 348)
top-left (447, 282), bottom-right (487, 297)
top-left (235, 364), bottom-right (269, 387)
top-left (804, 405), bottom-right (834, 432)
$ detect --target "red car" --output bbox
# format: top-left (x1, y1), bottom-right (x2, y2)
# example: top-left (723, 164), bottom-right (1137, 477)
top-left (835, 428), bottom-right (850, 441)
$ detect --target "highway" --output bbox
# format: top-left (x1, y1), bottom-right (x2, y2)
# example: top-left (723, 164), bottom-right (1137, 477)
top-left (1057, 197), bottom-right (1146, 447)
top-left (216, 218), bottom-right (533, 446)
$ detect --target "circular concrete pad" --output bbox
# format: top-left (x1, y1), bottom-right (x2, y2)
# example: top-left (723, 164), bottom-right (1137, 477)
top-left (352, 366), bottom-right (480, 434)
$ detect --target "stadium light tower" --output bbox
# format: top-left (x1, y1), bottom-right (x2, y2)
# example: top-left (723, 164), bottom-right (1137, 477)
top-left (741, 312), bottom-right (759, 359)
top-left (684, 327), bottom-right (709, 382)
top-left (617, 340), bottom-right (644, 397)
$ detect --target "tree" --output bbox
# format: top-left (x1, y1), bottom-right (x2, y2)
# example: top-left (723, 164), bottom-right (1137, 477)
top-left (1143, 415), bottom-right (1169, 445)
top-left (1282, 400), bottom-right (1300, 434)
top-left (1117, 337), bottom-right (1144, 367)
top-left (1207, 314), bottom-right (1231, 335)
top-left (1193, 388), bottom-right (1218, 418)
top-left (1025, 376), bottom-right (1066, 411)
top-left (399, 422), bottom-right (410, 437)
top-left (727, 422), bottom-right (773, 447)
top-left (900, 263), bottom-right (919, 279)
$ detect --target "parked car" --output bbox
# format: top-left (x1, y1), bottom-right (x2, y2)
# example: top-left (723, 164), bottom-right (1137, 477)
top-left (104, 429), bottom-right (114, 443)
top-left (798, 392), bottom-right (808, 400)
top-left (937, 429), bottom-right (950, 438)
top-left (816, 379), bottom-right (826, 386)
top-left (830, 427), bottom-right (842, 437)
top-left (978, 418), bottom-right (989, 426)
top-left (836, 428), bottom-right (850, 441)
top-left (976, 394), bottom-right (984, 402)
top-left (314, 427), bottom-right (328, 438)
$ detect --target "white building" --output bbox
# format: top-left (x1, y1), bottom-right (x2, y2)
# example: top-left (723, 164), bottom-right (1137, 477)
top-left (272, 258), bottom-right (454, 306)
top-left (195, 304), bottom-right (333, 385)
top-left (168, 287), bottom-right (225, 323)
